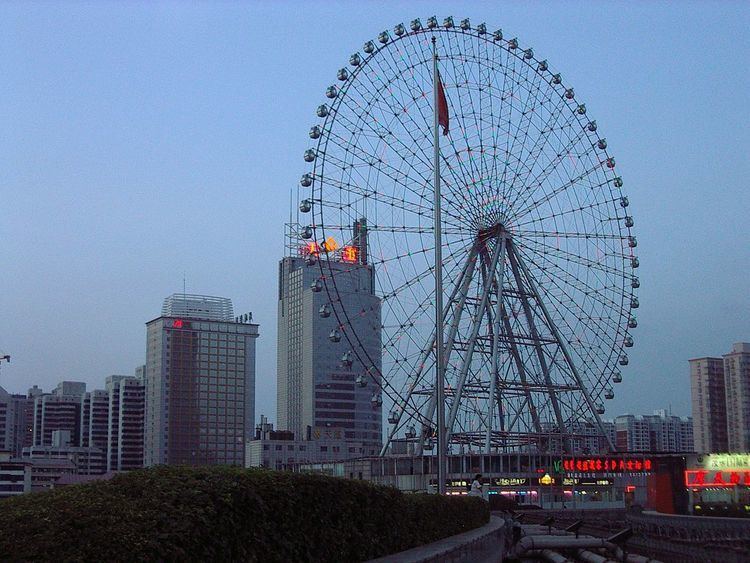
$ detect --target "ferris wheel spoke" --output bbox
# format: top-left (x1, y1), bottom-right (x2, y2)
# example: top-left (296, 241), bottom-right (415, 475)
top-left (504, 125), bottom-right (593, 217)
top-left (514, 247), bottom-right (625, 375)
top-left (514, 197), bottom-right (624, 231)
top-left (497, 53), bottom-right (548, 207)
top-left (516, 234), bottom-right (631, 279)
top-left (514, 229), bottom-right (624, 241)
top-left (370, 38), bottom-right (486, 228)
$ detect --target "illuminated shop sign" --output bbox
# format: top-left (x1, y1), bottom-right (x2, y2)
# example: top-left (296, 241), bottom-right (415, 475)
top-left (300, 237), bottom-right (360, 264)
top-left (703, 454), bottom-right (750, 471)
top-left (562, 477), bottom-right (614, 487)
top-left (685, 469), bottom-right (750, 487)
top-left (560, 457), bottom-right (652, 473)
top-left (492, 477), bottom-right (528, 487)
top-left (172, 319), bottom-right (191, 329)
top-left (428, 479), bottom-right (469, 487)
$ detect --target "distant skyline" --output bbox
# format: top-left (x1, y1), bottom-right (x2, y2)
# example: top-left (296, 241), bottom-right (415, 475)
top-left (2, 1), bottom-right (748, 421)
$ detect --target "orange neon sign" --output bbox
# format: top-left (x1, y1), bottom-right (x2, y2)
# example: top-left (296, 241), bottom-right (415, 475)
top-left (322, 237), bottom-right (339, 252)
top-left (341, 246), bottom-right (358, 263)
top-left (301, 242), bottom-right (321, 256)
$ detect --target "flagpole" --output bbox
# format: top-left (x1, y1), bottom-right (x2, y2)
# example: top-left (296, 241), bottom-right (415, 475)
top-left (432, 36), bottom-right (447, 496)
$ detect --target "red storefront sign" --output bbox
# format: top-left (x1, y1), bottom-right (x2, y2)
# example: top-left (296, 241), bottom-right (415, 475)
top-left (684, 469), bottom-right (750, 487)
top-left (561, 457), bottom-right (652, 473)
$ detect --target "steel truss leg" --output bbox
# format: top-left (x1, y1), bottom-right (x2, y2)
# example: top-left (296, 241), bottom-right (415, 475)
top-left (445, 234), bottom-right (504, 444)
top-left (511, 243), bottom-right (616, 452)
top-left (501, 303), bottom-right (543, 440)
top-left (507, 240), bottom-right (570, 452)
top-left (380, 242), bottom-right (479, 456)
top-left (485, 236), bottom-right (506, 453)
top-left (416, 243), bottom-right (479, 454)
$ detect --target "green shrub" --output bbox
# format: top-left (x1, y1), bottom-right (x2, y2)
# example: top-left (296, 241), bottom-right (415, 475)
top-left (0, 466), bottom-right (489, 562)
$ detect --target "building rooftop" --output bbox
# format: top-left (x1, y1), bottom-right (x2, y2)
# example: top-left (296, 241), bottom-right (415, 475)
top-left (161, 293), bottom-right (234, 321)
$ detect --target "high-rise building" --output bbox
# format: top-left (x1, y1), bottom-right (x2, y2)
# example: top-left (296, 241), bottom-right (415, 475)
top-left (80, 389), bottom-right (109, 451)
top-left (614, 411), bottom-right (693, 452)
top-left (0, 387), bottom-right (12, 453)
top-left (33, 382), bottom-right (86, 447)
top-left (690, 357), bottom-right (728, 453)
top-left (539, 420), bottom-right (614, 454)
top-left (723, 342), bottom-right (750, 452)
top-left (277, 240), bottom-right (382, 456)
top-left (109, 376), bottom-right (145, 471)
top-left (144, 294), bottom-right (259, 467)
top-left (105, 375), bottom-right (127, 471)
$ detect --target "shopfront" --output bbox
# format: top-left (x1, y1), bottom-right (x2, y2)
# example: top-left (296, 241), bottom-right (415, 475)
top-left (685, 453), bottom-right (750, 517)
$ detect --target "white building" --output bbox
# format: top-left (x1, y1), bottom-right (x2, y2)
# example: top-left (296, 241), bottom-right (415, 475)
top-left (724, 342), bottom-right (750, 452)
top-left (246, 417), bottom-right (372, 470)
top-left (614, 411), bottom-right (693, 452)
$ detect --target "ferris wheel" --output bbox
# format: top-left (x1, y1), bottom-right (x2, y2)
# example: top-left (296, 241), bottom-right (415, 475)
top-left (295, 16), bottom-right (638, 454)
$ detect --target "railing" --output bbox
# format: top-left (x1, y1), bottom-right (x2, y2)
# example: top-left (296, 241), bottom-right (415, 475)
top-left (625, 509), bottom-right (750, 563)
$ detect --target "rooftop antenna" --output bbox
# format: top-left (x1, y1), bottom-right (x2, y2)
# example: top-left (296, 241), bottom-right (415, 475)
top-left (183, 271), bottom-right (187, 300)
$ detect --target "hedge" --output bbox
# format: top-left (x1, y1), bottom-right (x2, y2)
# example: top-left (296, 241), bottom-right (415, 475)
top-left (0, 466), bottom-right (489, 562)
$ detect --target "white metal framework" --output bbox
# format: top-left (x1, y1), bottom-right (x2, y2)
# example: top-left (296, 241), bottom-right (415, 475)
top-left (295, 17), bottom-right (638, 455)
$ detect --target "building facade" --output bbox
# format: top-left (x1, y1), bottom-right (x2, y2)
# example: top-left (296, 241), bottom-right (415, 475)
top-left (277, 251), bottom-right (382, 456)
top-left (690, 357), bottom-right (728, 453)
top-left (110, 376), bottom-right (145, 471)
top-left (23, 429), bottom-right (106, 476)
top-left (33, 382), bottom-right (86, 447)
top-left (724, 343), bottom-right (750, 452)
top-left (246, 417), bottom-right (372, 470)
top-left (144, 294), bottom-right (259, 467)
top-left (80, 389), bottom-right (110, 451)
top-left (614, 411), bottom-right (693, 452)
top-left (0, 451), bottom-right (31, 498)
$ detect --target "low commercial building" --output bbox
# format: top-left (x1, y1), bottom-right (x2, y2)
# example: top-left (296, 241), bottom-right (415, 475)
top-left (296, 452), bottom-right (681, 510)
top-left (0, 451), bottom-right (31, 498)
top-left (684, 452), bottom-right (750, 517)
top-left (23, 430), bottom-right (106, 476)
top-left (245, 416), bottom-right (372, 470)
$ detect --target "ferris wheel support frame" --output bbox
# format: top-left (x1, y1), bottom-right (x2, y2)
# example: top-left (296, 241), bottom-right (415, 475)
top-left (389, 225), bottom-right (618, 454)
top-left (513, 241), bottom-right (616, 452)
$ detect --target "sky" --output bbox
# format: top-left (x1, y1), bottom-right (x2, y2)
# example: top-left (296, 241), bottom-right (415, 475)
top-left (1, 1), bottom-right (748, 423)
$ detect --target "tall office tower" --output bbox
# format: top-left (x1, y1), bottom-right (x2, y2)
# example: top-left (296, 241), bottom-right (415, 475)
top-left (107, 376), bottom-right (145, 471)
top-left (724, 342), bottom-right (750, 452)
top-left (144, 294), bottom-right (259, 467)
top-left (33, 382), bottom-right (86, 447)
top-left (277, 228), bottom-right (382, 455)
top-left (161, 294), bottom-right (234, 321)
top-left (80, 389), bottom-right (109, 451)
top-left (105, 375), bottom-right (128, 470)
top-left (690, 357), bottom-right (728, 453)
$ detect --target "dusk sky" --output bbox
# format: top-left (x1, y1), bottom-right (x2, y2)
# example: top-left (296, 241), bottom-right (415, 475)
top-left (1, 1), bottom-right (748, 422)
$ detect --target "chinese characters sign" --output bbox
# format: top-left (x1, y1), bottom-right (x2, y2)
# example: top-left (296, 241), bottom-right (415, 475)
top-left (560, 457), bottom-right (652, 473)
top-left (685, 469), bottom-right (750, 487)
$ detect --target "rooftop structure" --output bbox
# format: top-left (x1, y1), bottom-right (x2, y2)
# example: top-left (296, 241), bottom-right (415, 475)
top-left (161, 293), bottom-right (234, 321)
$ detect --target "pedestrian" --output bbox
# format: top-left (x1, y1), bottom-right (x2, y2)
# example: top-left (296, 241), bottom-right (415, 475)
top-left (469, 473), bottom-right (483, 498)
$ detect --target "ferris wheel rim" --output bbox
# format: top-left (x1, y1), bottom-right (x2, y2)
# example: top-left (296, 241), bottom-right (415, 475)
top-left (296, 17), bottom-right (637, 448)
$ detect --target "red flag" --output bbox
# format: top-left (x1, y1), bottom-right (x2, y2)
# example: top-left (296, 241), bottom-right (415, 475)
top-left (437, 72), bottom-right (449, 136)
